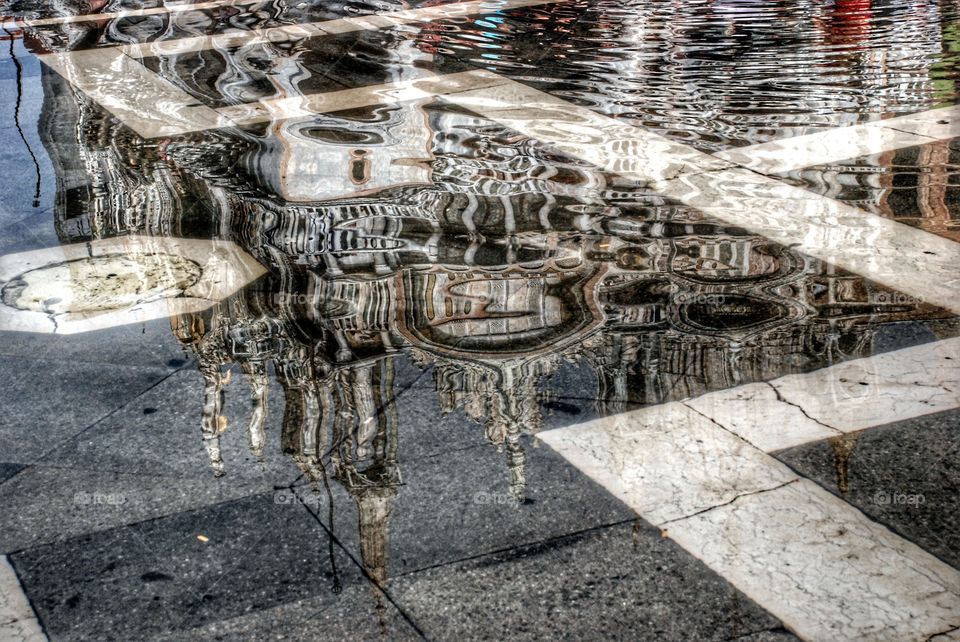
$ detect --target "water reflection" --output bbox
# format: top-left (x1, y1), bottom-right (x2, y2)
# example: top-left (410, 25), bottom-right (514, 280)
top-left (4, 0), bottom-right (960, 629)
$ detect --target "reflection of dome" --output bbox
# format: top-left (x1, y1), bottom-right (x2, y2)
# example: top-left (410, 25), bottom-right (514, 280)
top-left (398, 265), bottom-right (604, 358)
top-left (678, 294), bottom-right (795, 334)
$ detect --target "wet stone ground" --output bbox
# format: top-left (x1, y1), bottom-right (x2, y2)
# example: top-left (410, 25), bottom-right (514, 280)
top-left (0, 0), bottom-right (959, 640)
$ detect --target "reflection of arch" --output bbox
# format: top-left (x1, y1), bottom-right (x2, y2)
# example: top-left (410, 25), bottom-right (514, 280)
top-left (670, 292), bottom-right (805, 338)
top-left (395, 264), bottom-right (606, 360)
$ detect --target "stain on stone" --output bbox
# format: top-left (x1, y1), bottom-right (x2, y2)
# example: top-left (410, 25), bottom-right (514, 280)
top-left (140, 571), bottom-right (173, 582)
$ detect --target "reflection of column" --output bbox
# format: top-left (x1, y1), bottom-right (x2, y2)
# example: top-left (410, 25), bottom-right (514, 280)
top-left (877, 142), bottom-right (957, 242)
top-left (592, 334), bottom-right (639, 414)
top-left (242, 360), bottom-right (269, 461)
top-left (198, 355), bottom-right (230, 478)
top-left (172, 307), bottom-right (233, 477)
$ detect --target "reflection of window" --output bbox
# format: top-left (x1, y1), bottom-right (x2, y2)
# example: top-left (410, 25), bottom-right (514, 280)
top-left (349, 149), bottom-right (371, 185)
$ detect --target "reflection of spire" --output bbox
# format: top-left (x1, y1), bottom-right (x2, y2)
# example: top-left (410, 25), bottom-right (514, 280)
top-left (199, 361), bottom-right (230, 477)
top-left (242, 361), bottom-right (268, 461)
top-left (172, 308), bottom-right (233, 477)
top-left (327, 358), bottom-right (402, 621)
top-left (429, 354), bottom-right (566, 503)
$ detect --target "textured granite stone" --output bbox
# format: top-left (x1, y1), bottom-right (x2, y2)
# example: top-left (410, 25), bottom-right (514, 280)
top-left (293, 431), bottom-right (636, 581)
top-left (388, 521), bottom-right (791, 641)
top-left (10, 493), bottom-right (398, 640)
top-left (0, 463), bottom-right (25, 485)
top-left (38, 368), bottom-right (303, 484)
top-left (0, 356), bottom-right (174, 464)
top-left (776, 408), bottom-right (960, 570)
top-left (0, 465), bottom-right (279, 553)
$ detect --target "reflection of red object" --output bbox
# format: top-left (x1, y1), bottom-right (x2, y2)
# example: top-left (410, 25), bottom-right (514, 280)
top-left (417, 22), bottom-right (446, 55)
top-left (21, 30), bottom-right (52, 55)
top-left (0, 14), bottom-right (24, 40)
top-left (829, 0), bottom-right (872, 46)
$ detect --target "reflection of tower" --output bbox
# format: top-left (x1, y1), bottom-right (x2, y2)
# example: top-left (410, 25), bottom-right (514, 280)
top-left (294, 357), bottom-right (401, 625)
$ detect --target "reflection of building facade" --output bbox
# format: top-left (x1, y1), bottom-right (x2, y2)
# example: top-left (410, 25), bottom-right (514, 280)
top-left (25, 0), bottom-right (958, 596)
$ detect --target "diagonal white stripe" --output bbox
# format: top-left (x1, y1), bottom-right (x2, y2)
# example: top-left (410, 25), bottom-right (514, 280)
top-left (37, 47), bottom-right (235, 139)
top-left (714, 105), bottom-right (960, 174)
top-left (538, 338), bottom-right (960, 641)
top-left (0, 556), bottom-right (47, 641)
top-left (686, 336), bottom-right (960, 452)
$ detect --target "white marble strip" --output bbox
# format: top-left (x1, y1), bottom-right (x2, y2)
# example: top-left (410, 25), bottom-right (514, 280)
top-left (0, 556), bottom-right (47, 642)
top-left (437, 73), bottom-right (960, 316)
top-left (0, 236), bottom-right (266, 334)
top-left (652, 167), bottom-right (960, 316)
top-left (538, 364), bottom-right (960, 641)
top-left (666, 479), bottom-right (960, 642)
top-left (116, 0), bottom-right (564, 59)
top-left (217, 69), bottom-right (507, 124)
top-left (686, 336), bottom-right (960, 452)
top-left (713, 105), bottom-right (960, 174)
top-left (2, 0), bottom-right (260, 29)
top-left (37, 47), bottom-right (235, 139)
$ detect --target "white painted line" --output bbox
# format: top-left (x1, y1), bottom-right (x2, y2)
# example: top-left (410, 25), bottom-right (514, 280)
top-left (116, 0), bottom-right (565, 59)
top-left (37, 47), bottom-right (235, 139)
top-left (687, 336), bottom-right (960, 452)
top-left (543, 401), bottom-right (802, 525)
top-left (3, 0), bottom-right (260, 29)
top-left (435, 72), bottom-right (960, 316)
top-left (0, 556), bottom-right (47, 642)
top-left (538, 372), bottom-right (960, 641)
top-left (714, 105), bottom-right (960, 174)
top-left (0, 236), bottom-right (266, 334)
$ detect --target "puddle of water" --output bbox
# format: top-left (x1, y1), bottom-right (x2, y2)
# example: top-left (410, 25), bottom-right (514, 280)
top-left (1, 1), bottom-right (959, 635)
top-left (2, 0), bottom-right (957, 502)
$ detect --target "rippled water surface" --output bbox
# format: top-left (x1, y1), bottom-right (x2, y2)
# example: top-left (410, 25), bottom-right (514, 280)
top-left (1, 0), bottom-right (959, 638)
top-left (1, 0), bottom-right (958, 520)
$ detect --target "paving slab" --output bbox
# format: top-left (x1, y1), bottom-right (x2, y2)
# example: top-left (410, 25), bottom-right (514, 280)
top-left (388, 521), bottom-right (796, 641)
top-left (9, 493), bottom-right (393, 641)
